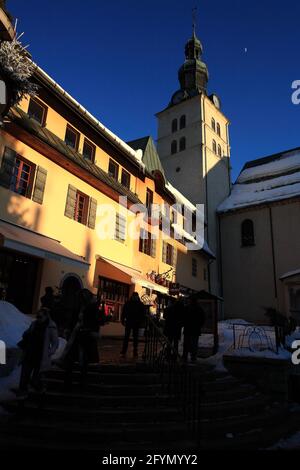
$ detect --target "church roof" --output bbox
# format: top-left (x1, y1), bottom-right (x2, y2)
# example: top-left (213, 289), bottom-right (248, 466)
top-left (218, 147), bottom-right (300, 213)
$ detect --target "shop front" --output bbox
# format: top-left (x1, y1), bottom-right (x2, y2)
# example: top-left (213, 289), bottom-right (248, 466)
top-left (0, 218), bottom-right (89, 314)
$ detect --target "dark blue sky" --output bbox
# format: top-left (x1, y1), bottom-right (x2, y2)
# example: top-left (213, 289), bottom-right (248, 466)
top-left (9, 0), bottom-right (300, 180)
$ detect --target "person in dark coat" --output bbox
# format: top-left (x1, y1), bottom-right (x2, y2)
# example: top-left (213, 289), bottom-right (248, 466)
top-left (121, 292), bottom-right (145, 358)
top-left (61, 289), bottom-right (101, 389)
top-left (17, 308), bottom-right (58, 398)
top-left (40, 286), bottom-right (55, 311)
top-left (183, 295), bottom-right (206, 363)
top-left (163, 298), bottom-right (184, 355)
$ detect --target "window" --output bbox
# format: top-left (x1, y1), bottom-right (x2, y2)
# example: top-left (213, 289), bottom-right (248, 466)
top-left (82, 139), bottom-right (96, 162)
top-left (218, 144), bottom-right (222, 157)
top-left (27, 98), bottom-right (47, 126)
top-left (74, 191), bottom-right (89, 225)
top-left (241, 219), bottom-right (255, 246)
top-left (180, 115), bottom-right (186, 129)
top-left (146, 188), bottom-right (153, 214)
top-left (10, 156), bottom-right (35, 198)
top-left (179, 137), bottom-right (186, 152)
top-left (121, 169), bottom-right (130, 189)
top-left (108, 159), bottom-right (119, 180)
top-left (192, 258), bottom-right (198, 277)
top-left (211, 118), bottom-right (216, 131)
top-left (212, 140), bottom-right (217, 154)
top-left (65, 125), bottom-right (80, 150)
top-left (172, 119), bottom-right (178, 133)
top-left (139, 229), bottom-right (156, 257)
top-left (162, 242), bottom-right (175, 266)
top-left (217, 123), bottom-right (221, 137)
top-left (64, 185), bottom-right (97, 228)
top-left (171, 140), bottom-right (177, 155)
top-left (115, 213), bottom-right (126, 242)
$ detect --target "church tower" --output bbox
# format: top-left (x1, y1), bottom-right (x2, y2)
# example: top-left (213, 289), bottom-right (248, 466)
top-left (156, 25), bottom-right (231, 296)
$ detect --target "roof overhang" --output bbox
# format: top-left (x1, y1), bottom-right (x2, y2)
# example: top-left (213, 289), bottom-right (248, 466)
top-left (0, 8), bottom-right (15, 41)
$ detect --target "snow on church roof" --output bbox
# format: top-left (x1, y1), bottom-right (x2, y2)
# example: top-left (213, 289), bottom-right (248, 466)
top-left (218, 147), bottom-right (300, 213)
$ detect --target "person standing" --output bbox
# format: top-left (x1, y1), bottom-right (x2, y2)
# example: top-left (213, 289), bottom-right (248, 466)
top-left (120, 292), bottom-right (145, 358)
top-left (62, 289), bottom-right (101, 389)
top-left (163, 298), bottom-right (184, 356)
top-left (183, 295), bottom-right (206, 363)
top-left (40, 286), bottom-right (55, 311)
top-left (17, 308), bottom-right (59, 398)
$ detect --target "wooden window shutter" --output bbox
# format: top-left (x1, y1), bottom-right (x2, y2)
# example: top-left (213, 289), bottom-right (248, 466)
top-left (172, 247), bottom-right (177, 268)
top-left (64, 185), bottom-right (77, 219)
top-left (0, 147), bottom-right (16, 189)
top-left (162, 241), bottom-right (167, 263)
top-left (88, 197), bottom-right (97, 229)
top-left (150, 236), bottom-right (156, 258)
top-left (32, 166), bottom-right (47, 204)
top-left (115, 213), bottom-right (126, 241)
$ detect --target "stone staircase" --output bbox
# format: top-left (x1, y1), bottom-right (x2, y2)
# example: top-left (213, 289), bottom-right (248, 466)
top-left (0, 363), bottom-right (290, 451)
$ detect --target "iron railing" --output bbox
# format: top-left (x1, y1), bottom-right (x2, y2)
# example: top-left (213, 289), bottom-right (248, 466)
top-left (230, 323), bottom-right (278, 352)
top-left (143, 314), bottom-right (202, 438)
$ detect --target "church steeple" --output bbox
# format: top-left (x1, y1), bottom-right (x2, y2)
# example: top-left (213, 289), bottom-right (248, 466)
top-left (178, 26), bottom-right (209, 95)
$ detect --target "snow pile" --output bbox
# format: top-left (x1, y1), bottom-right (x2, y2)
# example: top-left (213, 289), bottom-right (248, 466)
top-left (269, 431), bottom-right (300, 450)
top-left (197, 319), bottom-right (293, 371)
top-left (0, 301), bottom-right (32, 347)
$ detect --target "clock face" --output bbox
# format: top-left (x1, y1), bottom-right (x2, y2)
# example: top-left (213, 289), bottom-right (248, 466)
top-left (212, 94), bottom-right (221, 109)
top-left (172, 90), bottom-right (184, 105)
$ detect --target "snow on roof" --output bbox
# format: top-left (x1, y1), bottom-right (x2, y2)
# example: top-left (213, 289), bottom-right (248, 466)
top-left (218, 149), bottom-right (300, 213)
top-left (280, 269), bottom-right (300, 280)
top-left (238, 149), bottom-right (300, 183)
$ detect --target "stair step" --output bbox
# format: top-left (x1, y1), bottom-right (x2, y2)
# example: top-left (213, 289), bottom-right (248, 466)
top-left (200, 395), bottom-right (269, 419)
top-left (48, 369), bottom-right (159, 385)
top-left (44, 378), bottom-right (162, 395)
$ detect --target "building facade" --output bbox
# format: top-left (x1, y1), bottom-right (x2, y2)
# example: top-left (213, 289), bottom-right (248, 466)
top-left (156, 29), bottom-right (231, 296)
top-left (218, 148), bottom-right (300, 323)
top-left (0, 64), bottom-right (212, 327)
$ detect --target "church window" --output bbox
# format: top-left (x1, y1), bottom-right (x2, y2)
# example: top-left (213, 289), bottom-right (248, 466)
top-left (218, 144), bottom-right (222, 157)
top-left (171, 140), bottom-right (177, 155)
top-left (180, 115), bottom-right (186, 129)
top-left (179, 137), bottom-right (186, 152)
top-left (212, 140), bottom-right (217, 154)
top-left (241, 219), bottom-right (255, 247)
top-left (211, 118), bottom-right (216, 131)
top-left (217, 123), bottom-right (221, 136)
top-left (172, 119), bottom-right (178, 133)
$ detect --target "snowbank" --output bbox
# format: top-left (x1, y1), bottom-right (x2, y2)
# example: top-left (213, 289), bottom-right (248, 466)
top-left (0, 301), bottom-right (32, 347)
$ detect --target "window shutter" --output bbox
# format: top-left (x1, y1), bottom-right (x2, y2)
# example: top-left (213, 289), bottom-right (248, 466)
top-left (64, 185), bottom-right (77, 219)
top-left (0, 147), bottom-right (16, 189)
top-left (172, 247), bottom-right (177, 268)
top-left (162, 241), bottom-right (167, 263)
top-left (88, 197), bottom-right (97, 229)
top-left (150, 236), bottom-right (156, 258)
top-left (115, 213), bottom-right (126, 241)
top-left (32, 166), bottom-right (47, 204)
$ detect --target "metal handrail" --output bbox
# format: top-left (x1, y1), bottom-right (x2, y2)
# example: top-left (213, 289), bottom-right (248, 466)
top-left (143, 314), bottom-right (202, 438)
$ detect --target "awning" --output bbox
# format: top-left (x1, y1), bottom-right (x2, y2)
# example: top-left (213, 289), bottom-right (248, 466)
top-left (96, 256), bottom-right (169, 294)
top-left (0, 219), bottom-right (90, 269)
